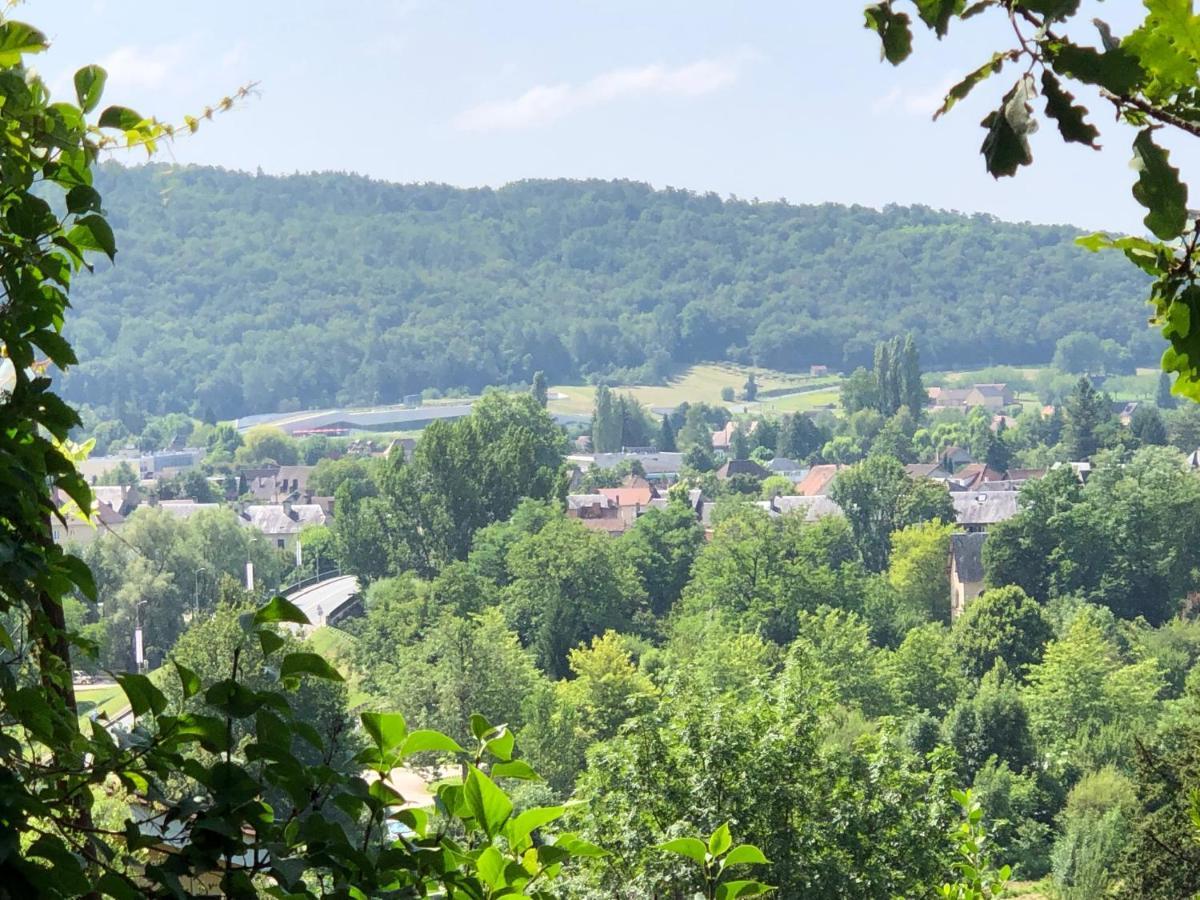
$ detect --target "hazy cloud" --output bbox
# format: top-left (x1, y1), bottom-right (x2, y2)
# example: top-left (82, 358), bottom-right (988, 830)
top-left (872, 76), bottom-right (957, 118)
top-left (455, 51), bottom-right (756, 132)
top-left (100, 43), bottom-right (187, 91)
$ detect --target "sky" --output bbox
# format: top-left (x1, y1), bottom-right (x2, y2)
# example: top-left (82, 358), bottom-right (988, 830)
top-left (31, 1), bottom-right (1198, 232)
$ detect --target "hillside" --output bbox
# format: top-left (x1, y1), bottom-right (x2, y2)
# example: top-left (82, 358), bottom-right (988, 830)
top-left (62, 164), bottom-right (1153, 421)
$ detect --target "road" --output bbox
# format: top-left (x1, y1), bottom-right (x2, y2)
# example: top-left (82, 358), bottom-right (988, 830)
top-left (285, 575), bottom-right (361, 628)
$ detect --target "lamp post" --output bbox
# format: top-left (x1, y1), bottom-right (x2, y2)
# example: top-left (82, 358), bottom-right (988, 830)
top-left (134, 599), bottom-right (148, 673)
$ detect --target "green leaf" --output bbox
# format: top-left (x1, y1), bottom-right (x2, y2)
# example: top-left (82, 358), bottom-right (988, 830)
top-left (1132, 128), bottom-right (1189, 239)
top-left (116, 672), bottom-right (167, 718)
top-left (658, 837), bottom-right (708, 864)
top-left (475, 846), bottom-right (505, 888)
top-left (1124, 0), bottom-right (1200, 97)
top-left (172, 659), bottom-right (201, 700)
top-left (935, 52), bottom-right (1012, 120)
top-left (0, 21), bottom-right (47, 66)
top-left (979, 77), bottom-right (1036, 178)
top-left (258, 628), bottom-right (285, 657)
top-left (490, 759), bottom-right (541, 780)
top-left (506, 805), bottom-right (566, 850)
top-left (65, 185), bottom-right (103, 215)
top-left (280, 651), bottom-right (343, 681)
top-left (1040, 70), bottom-right (1099, 147)
top-left (469, 712), bottom-right (494, 740)
top-left (254, 595), bottom-right (310, 626)
top-left (913, 0), bottom-right (965, 37)
top-left (399, 729), bottom-right (463, 756)
top-left (709, 822), bottom-right (732, 857)
top-left (554, 832), bottom-right (608, 858)
top-left (863, 3), bottom-right (913, 65)
top-left (716, 880), bottom-right (774, 900)
top-left (66, 214), bottom-right (116, 260)
top-left (73, 65), bottom-right (107, 114)
top-left (1048, 43), bottom-right (1144, 95)
top-left (463, 765), bottom-right (513, 838)
top-left (485, 728), bottom-right (514, 762)
top-left (172, 713), bottom-right (228, 753)
top-left (97, 105), bottom-right (144, 130)
top-left (59, 554), bottom-right (96, 601)
top-left (361, 711), bottom-right (408, 753)
top-left (723, 844), bottom-right (770, 867)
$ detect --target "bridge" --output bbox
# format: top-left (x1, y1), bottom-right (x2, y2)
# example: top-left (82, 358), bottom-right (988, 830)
top-left (282, 572), bottom-right (362, 629)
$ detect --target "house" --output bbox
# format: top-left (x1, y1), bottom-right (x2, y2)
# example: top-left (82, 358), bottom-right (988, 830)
top-left (965, 384), bottom-right (1014, 411)
top-left (566, 493), bottom-right (626, 535)
top-left (91, 484), bottom-right (142, 516)
top-left (810, 364), bottom-right (829, 377)
top-left (991, 414), bottom-right (1017, 432)
top-left (771, 494), bottom-right (844, 522)
top-left (49, 489), bottom-right (126, 546)
top-left (950, 532), bottom-right (988, 619)
top-left (599, 480), bottom-right (659, 508)
top-left (1005, 468), bottom-right (1045, 485)
top-left (1114, 401), bottom-right (1139, 426)
top-left (795, 464), bottom-right (844, 497)
top-left (241, 501), bottom-right (327, 551)
top-left (715, 459), bottom-right (770, 481)
top-left (941, 446), bottom-right (974, 470)
top-left (711, 420), bottom-right (757, 451)
top-left (571, 451), bottom-right (685, 483)
top-left (952, 491), bottom-right (1020, 532)
top-left (248, 465), bottom-right (316, 503)
top-left (905, 462), bottom-right (952, 481)
top-left (766, 457), bottom-right (804, 475)
top-left (949, 463), bottom-right (1008, 491)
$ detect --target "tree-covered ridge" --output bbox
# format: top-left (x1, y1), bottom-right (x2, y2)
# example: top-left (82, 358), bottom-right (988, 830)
top-left (64, 164), bottom-right (1151, 420)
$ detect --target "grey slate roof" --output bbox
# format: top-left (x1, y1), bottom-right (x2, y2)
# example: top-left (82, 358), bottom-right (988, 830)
top-left (241, 504), bottom-right (327, 536)
top-left (772, 494), bottom-right (844, 522)
top-left (950, 532), bottom-right (987, 583)
top-left (566, 493), bottom-right (614, 511)
top-left (952, 491), bottom-right (1020, 526)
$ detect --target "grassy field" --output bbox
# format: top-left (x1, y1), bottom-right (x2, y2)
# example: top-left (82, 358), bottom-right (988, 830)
top-left (755, 388), bottom-right (842, 414)
top-left (76, 683), bottom-right (127, 720)
top-left (549, 363), bottom-right (830, 416)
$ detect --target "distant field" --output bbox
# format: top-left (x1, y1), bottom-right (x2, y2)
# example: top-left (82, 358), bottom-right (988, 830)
top-left (76, 684), bottom-right (125, 720)
top-left (550, 363), bottom-right (827, 416)
top-left (307, 626), bottom-right (376, 708)
top-left (756, 388), bottom-right (842, 414)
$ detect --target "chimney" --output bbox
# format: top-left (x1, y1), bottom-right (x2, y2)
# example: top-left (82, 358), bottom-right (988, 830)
top-left (283, 499), bottom-right (297, 520)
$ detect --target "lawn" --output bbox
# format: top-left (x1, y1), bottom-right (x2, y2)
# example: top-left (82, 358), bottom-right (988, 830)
top-left (76, 683), bottom-right (126, 720)
top-left (550, 363), bottom-right (826, 416)
top-left (755, 388), bottom-right (842, 414)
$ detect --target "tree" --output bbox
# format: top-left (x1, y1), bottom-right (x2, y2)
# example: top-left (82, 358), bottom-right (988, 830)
top-left (778, 412), bottom-right (824, 460)
top-left (943, 662), bottom-right (1037, 780)
top-left (864, 0), bottom-right (1200, 396)
top-left (593, 383), bottom-right (621, 452)
top-left (899, 333), bottom-right (925, 416)
top-left (1023, 609), bottom-right (1164, 771)
top-left (502, 516), bottom-right (647, 677)
top-left (1062, 377), bottom-right (1107, 460)
top-left (1155, 371), bottom-right (1176, 410)
top-left (730, 423), bottom-right (750, 459)
top-left (720, 386), bottom-right (735, 402)
top-left (620, 501), bottom-right (704, 617)
top-left (236, 425), bottom-right (299, 466)
top-left (841, 366), bottom-right (880, 415)
top-left (874, 339), bottom-right (895, 415)
top-left (657, 413), bottom-right (677, 451)
top-left (830, 455), bottom-right (955, 572)
top-left (885, 622), bottom-right (963, 717)
top-left (531, 369), bottom-right (548, 408)
top-left (556, 630), bottom-right (657, 741)
top-left (951, 585), bottom-right (1053, 684)
top-left (1129, 404), bottom-right (1167, 446)
top-left (742, 372), bottom-right (758, 402)
top-left (987, 418), bottom-right (1013, 471)
top-left (886, 519), bottom-right (953, 627)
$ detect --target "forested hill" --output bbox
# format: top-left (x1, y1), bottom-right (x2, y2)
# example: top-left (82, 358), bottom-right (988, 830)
top-left (64, 163), bottom-right (1152, 420)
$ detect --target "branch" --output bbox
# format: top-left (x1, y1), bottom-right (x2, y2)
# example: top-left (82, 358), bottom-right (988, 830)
top-left (1102, 90), bottom-right (1200, 139)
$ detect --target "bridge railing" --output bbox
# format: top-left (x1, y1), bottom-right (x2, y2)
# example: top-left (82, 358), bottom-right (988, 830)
top-left (275, 567), bottom-right (342, 599)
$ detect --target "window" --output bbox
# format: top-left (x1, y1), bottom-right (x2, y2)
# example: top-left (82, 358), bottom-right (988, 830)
top-left (276, 538), bottom-right (285, 549)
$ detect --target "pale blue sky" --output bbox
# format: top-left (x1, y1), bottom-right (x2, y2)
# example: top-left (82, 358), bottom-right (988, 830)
top-left (32, 1), bottom-right (1196, 231)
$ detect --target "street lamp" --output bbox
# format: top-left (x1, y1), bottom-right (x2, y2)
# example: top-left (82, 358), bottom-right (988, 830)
top-left (134, 599), bottom-right (148, 673)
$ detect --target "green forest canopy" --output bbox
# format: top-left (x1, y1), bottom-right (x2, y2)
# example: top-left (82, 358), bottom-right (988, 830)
top-left (64, 164), bottom-right (1153, 422)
